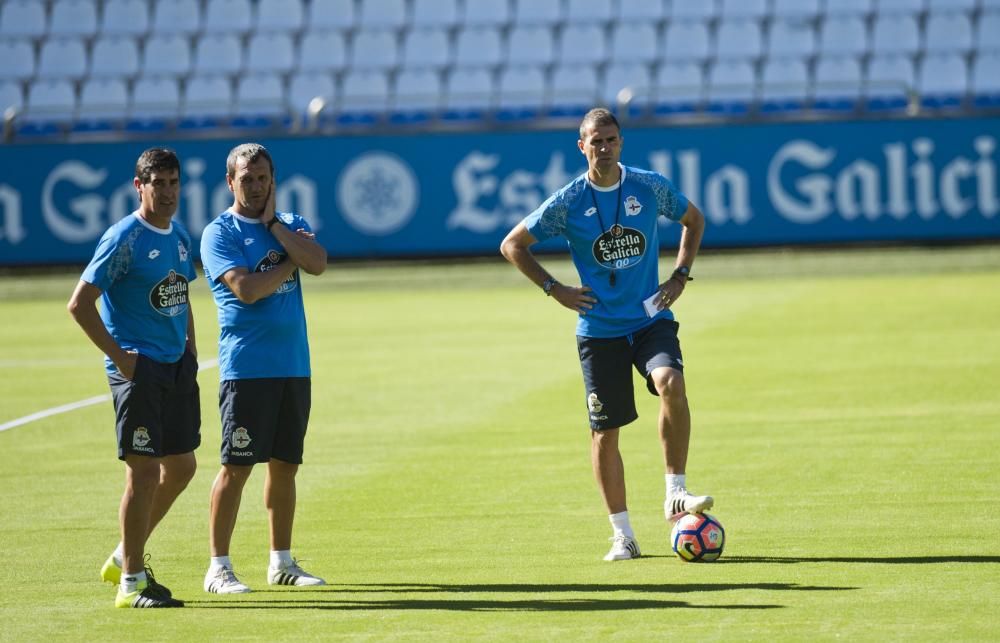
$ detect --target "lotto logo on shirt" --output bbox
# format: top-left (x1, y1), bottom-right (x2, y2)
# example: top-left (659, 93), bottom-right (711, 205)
top-left (592, 227), bottom-right (646, 271)
top-left (149, 270), bottom-right (190, 317)
top-left (254, 250), bottom-right (298, 294)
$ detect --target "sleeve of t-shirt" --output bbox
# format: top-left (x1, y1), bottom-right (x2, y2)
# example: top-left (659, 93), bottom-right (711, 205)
top-left (80, 228), bottom-right (127, 292)
top-left (279, 212), bottom-right (313, 235)
top-left (523, 193), bottom-right (568, 243)
top-left (175, 222), bottom-right (198, 283)
top-left (199, 221), bottom-right (244, 284)
top-left (654, 175), bottom-right (690, 223)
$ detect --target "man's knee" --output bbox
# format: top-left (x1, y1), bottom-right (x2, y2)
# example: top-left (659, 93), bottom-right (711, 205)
top-left (651, 368), bottom-right (687, 403)
top-left (161, 452), bottom-right (197, 488)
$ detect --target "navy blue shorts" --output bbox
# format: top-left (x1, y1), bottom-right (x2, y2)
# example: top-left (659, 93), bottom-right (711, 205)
top-left (218, 377), bottom-right (311, 465)
top-left (576, 318), bottom-right (684, 431)
top-left (108, 350), bottom-right (201, 460)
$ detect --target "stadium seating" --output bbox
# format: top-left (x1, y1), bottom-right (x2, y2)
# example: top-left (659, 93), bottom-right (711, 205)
top-left (0, 0), bottom-right (997, 139)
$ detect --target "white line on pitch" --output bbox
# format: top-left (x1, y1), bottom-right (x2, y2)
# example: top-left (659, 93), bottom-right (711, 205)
top-left (0, 358), bottom-right (218, 433)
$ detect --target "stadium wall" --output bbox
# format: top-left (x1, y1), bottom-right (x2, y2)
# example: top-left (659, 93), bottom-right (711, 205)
top-left (1, 117), bottom-right (998, 265)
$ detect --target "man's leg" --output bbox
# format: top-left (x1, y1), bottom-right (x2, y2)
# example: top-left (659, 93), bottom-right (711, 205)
top-left (591, 428), bottom-right (626, 514)
top-left (148, 451), bottom-right (197, 535)
top-left (650, 366), bottom-right (713, 520)
top-left (265, 458), bottom-right (297, 552)
top-left (650, 366), bottom-right (690, 474)
top-left (209, 464), bottom-right (253, 557)
top-left (120, 454), bottom-right (160, 575)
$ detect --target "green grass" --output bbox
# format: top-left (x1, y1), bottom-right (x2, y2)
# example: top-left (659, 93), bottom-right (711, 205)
top-left (1, 245), bottom-right (999, 641)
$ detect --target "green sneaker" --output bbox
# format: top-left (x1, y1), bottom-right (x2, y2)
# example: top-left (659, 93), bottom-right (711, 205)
top-left (100, 554), bottom-right (121, 585)
top-left (115, 580), bottom-right (184, 608)
top-left (103, 554), bottom-right (173, 598)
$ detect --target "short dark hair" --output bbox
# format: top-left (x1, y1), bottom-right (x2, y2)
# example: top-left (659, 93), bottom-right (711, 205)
top-left (135, 148), bottom-right (180, 184)
top-left (579, 108), bottom-right (621, 140)
top-left (226, 142), bottom-right (274, 179)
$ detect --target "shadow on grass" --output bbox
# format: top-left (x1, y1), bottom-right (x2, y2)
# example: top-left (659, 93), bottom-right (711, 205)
top-left (721, 555), bottom-right (1000, 564)
top-left (184, 582), bottom-right (853, 611)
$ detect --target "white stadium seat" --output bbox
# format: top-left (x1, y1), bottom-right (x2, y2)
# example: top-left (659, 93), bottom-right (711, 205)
top-left (246, 33), bottom-right (296, 74)
top-left (976, 12), bottom-right (1000, 53)
top-left (25, 78), bottom-right (77, 122)
top-left (813, 55), bottom-right (863, 108)
top-left (706, 59), bottom-right (756, 110)
top-left (926, 0), bottom-right (975, 11)
top-left (151, 0), bottom-right (201, 36)
top-left (90, 36), bottom-right (140, 79)
top-left (496, 64), bottom-right (547, 116)
top-left (0, 80), bottom-right (24, 113)
top-left (349, 29), bottom-right (399, 70)
top-left (874, 0), bottom-right (925, 14)
top-left (715, 19), bottom-right (763, 60)
top-left (193, 34), bottom-right (244, 75)
top-left (772, 0), bottom-right (822, 20)
top-left (400, 28), bottom-right (451, 70)
top-left (513, 0), bottom-right (562, 26)
top-left (506, 25), bottom-right (555, 66)
top-left (601, 62), bottom-right (653, 109)
top-left (663, 20), bottom-right (711, 63)
top-left (203, 0), bottom-right (252, 35)
top-left (307, 0), bottom-right (356, 31)
top-left (617, 0), bottom-right (666, 22)
top-left (866, 54), bottom-right (915, 107)
top-left (453, 26), bottom-right (503, 68)
top-left (36, 38), bottom-right (88, 80)
top-left (130, 76), bottom-right (181, 120)
top-left (100, 0), bottom-right (150, 37)
top-left (444, 67), bottom-right (494, 116)
top-left (411, 0), bottom-right (460, 28)
top-left (358, 0), bottom-right (408, 31)
top-left (0, 38), bottom-right (35, 81)
top-left (609, 22), bottom-right (659, 64)
top-left (565, 0), bottom-right (614, 25)
top-left (0, 0), bottom-right (47, 39)
top-left (141, 34), bottom-right (191, 78)
top-left (288, 71), bottom-right (336, 114)
top-left (49, 0), bottom-right (98, 38)
top-left (871, 13), bottom-right (920, 56)
top-left (234, 73), bottom-right (287, 119)
top-left (183, 74), bottom-right (233, 118)
top-left (655, 61), bottom-right (705, 111)
top-left (760, 58), bottom-right (809, 109)
top-left (823, 0), bottom-right (874, 16)
top-left (720, 0), bottom-right (768, 21)
top-left (461, 0), bottom-right (511, 27)
top-left (254, 0), bottom-right (305, 33)
top-left (393, 68), bottom-right (443, 114)
top-left (670, 0), bottom-right (719, 22)
top-left (768, 19), bottom-right (816, 59)
top-left (918, 53), bottom-right (967, 102)
top-left (550, 63), bottom-right (600, 113)
top-left (78, 77), bottom-right (129, 121)
top-left (298, 30), bottom-right (348, 72)
top-left (338, 69), bottom-right (390, 115)
top-left (819, 15), bottom-right (869, 57)
top-left (971, 52), bottom-right (1000, 103)
top-left (558, 24), bottom-right (607, 66)
top-left (924, 11), bottom-right (973, 55)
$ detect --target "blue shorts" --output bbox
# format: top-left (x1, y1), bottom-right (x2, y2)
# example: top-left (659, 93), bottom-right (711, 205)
top-left (108, 350), bottom-right (201, 460)
top-left (218, 377), bottom-right (311, 465)
top-left (576, 318), bottom-right (684, 431)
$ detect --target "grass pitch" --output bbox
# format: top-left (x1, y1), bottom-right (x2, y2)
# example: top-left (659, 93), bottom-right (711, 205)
top-left (1, 246), bottom-right (999, 641)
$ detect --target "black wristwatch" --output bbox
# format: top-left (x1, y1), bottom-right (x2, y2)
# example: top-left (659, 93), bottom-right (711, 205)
top-left (265, 216), bottom-right (280, 231)
top-left (672, 266), bottom-right (693, 282)
top-left (542, 277), bottom-right (559, 296)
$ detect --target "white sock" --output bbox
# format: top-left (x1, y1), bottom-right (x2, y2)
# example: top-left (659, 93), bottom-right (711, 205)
top-left (666, 474), bottom-right (686, 497)
top-left (609, 511), bottom-right (634, 538)
top-left (270, 550), bottom-right (293, 569)
top-left (121, 570), bottom-right (146, 593)
top-left (210, 555), bottom-right (232, 571)
top-left (112, 542), bottom-right (124, 566)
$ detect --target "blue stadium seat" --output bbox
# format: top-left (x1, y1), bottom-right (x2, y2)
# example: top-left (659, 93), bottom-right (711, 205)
top-left (307, 0), bottom-right (356, 31)
top-left (924, 11), bottom-right (973, 55)
top-left (768, 19), bottom-right (816, 59)
top-left (461, 0), bottom-right (511, 28)
top-left (411, 0), bottom-right (460, 28)
top-left (49, 0), bottom-right (98, 38)
top-left (400, 28), bottom-right (451, 70)
top-left (204, 0), bottom-right (252, 35)
top-left (715, 19), bottom-right (764, 61)
top-left (819, 15), bottom-right (869, 58)
top-left (254, 0), bottom-right (305, 34)
top-left (358, 0), bottom-right (408, 31)
top-left (90, 36), bottom-right (140, 80)
top-left (0, 38), bottom-right (35, 82)
top-left (0, 80), bottom-right (25, 115)
top-left (36, 38), bottom-right (88, 81)
top-left (822, 0), bottom-right (873, 16)
top-left (513, 0), bottom-right (562, 26)
top-left (151, 0), bottom-right (202, 36)
top-left (976, 12), bottom-right (1000, 53)
top-left (720, 0), bottom-right (768, 21)
top-left (0, 0), bottom-right (47, 40)
top-left (564, 0), bottom-right (614, 25)
top-left (100, 0), bottom-right (150, 37)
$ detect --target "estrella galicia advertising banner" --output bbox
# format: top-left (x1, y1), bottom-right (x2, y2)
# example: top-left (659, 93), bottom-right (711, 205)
top-left (0, 117), bottom-right (998, 265)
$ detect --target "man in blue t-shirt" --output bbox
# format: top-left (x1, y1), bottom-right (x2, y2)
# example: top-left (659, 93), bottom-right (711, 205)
top-left (199, 143), bottom-right (328, 594)
top-left (501, 108), bottom-right (715, 561)
top-left (68, 148), bottom-right (198, 608)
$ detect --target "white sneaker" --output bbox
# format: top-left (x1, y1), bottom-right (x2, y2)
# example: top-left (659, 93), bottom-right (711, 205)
top-left (204, 566), bottom-right (252, 594)
top-left (603, 534), bottom-right (641, 561)
top-left (267, 561), bottom-right (326, 587)
top-left (665, 488), bottom-right (715, 523)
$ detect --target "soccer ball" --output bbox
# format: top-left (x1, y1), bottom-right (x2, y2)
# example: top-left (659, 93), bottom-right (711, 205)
top-left (671, 513), bottom-right (725, 562)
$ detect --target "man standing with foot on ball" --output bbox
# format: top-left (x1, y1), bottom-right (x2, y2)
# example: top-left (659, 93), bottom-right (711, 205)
top-left (501, 108), bottom-right (714, 561)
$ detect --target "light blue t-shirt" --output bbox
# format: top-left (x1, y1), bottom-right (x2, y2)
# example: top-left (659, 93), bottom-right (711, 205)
top-left (81, 212), bottom-right (197, 373)
top-left (199, 210), bottom-right (312, 381)
top-left (524, 164), bottom-right (690, 338)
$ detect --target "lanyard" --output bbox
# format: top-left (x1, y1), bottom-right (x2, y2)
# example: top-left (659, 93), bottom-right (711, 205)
top-left (589, 176), bottom-right (623, 286)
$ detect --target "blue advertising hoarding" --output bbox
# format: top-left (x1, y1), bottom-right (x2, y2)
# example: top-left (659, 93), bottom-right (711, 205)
top-left (0, 117), bottom-right (998, 265)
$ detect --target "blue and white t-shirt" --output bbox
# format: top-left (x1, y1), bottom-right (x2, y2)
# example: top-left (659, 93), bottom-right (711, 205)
top-left (200, 210), bottom-right (312, 381)
top-left (524, 164), bottom-right (690, 338)
top-left (81, 212), bottom-right (197, 373)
